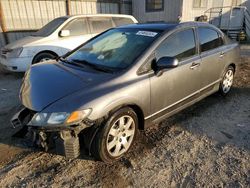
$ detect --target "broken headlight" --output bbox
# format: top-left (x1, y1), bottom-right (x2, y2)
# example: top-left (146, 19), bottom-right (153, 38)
top-left (29, 109), bottom-right (92, 126)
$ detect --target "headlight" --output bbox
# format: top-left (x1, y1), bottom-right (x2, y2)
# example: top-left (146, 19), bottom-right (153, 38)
top-left (8, 47), bottom-right (23, 58)
top-left (29, 109), bottom-right (92, 126)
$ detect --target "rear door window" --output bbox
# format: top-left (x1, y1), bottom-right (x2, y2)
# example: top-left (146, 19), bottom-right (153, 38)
top-left (156, 29), bottom-right (197, 61)
top-left (63, 18), bottom-right (89, 36)
top-left (113, 17), bottom-right (134, 26)
top-left (198, 27), bottom-right (224, 53)
top-left (89, 17), bottom-right (114, 34)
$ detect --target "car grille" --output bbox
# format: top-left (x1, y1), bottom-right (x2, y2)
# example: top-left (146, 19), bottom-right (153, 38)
top-left (12, 118), bottom-right (23, 128)
top-left (11, 108), bottom-right (35, 128)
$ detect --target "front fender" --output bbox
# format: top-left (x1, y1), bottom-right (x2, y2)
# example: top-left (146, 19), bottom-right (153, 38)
top-left (21, 45), bottom-right (70, 58)
top-left (90, 95), bottom-right (145, 120)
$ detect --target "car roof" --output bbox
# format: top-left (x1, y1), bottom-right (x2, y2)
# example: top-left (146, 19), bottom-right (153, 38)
top-left (68, 14), bottom-right (136, 19)
top-left (62, 14), bottom-right (138, 23)
top-left (117, 23), bottom-right (178, 31)
top-left (117, 21), bottom-right (218, 32)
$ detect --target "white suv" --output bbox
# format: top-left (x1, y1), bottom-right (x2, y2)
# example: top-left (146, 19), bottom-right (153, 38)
top-left (0, 14), bottom-right (138, 72)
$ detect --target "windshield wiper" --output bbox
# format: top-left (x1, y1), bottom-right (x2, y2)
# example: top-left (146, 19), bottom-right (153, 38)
top-left (59, 57), bottom-right (70, 63)
top-left (59, 57), bottom-right (85, 68)
top-left (70, 59), bottom-right (114, 73)
top-left (60, 57), bottom-right (114, 73)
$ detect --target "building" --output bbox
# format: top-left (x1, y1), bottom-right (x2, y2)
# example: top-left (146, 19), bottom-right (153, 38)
top-left (133, 0), bottom-right (250, 38)
top-left (1, 0), bottom-right (250, 48)
top-left (133, 0), bottom-right (248, 23)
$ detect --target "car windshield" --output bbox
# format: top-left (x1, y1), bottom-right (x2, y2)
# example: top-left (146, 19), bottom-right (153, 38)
top-left (32, 17), bottom-right (68, 37)
top-left (65, 28), bottom-right (162, 71)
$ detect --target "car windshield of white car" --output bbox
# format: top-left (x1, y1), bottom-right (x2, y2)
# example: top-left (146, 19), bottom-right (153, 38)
top-left (65, 28), bottom-right (162, 71)
top-left (32, 17), bottom-right (68, 37)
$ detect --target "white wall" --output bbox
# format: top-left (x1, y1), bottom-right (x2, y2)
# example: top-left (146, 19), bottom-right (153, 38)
top-left (133, 0), bottom-right (183, 23)
top-left (182, 0), bottom-right (212, 21)
top-left (181, 0), bottom-right (248, 22)
top-left (1, 0), bottom-right (66, 31)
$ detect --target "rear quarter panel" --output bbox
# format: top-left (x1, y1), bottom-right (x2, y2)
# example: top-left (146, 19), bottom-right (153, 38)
top-left (221, 41), bottom-right (240, 77)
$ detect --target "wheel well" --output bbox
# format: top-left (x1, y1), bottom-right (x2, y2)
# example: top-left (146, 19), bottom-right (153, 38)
top-left (128, 104), bottom-right (145, 130)
top-left (229, 63), bottom-right (236, 72)
top-left (32, 50), bottom-right (58, 64)
top-left (108, 104), bottom-right (145, 130)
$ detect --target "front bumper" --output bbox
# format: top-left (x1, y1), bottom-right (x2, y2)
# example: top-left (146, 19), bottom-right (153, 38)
top-left (0, 56), bottom-right (33, 72)
top-left (11, 108), bottom-right (95, 159)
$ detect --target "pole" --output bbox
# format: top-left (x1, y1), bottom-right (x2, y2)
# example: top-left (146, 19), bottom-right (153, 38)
top-left (0, 1), bottom-right (8, 44)
top-left (118, 0), bottom-right (122, 14)
top-left (66, 0), bottom-right (71, 15)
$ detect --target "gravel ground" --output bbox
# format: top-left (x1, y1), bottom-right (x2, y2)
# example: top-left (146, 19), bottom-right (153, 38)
top-left (0, 56), bottom-right (249, 187)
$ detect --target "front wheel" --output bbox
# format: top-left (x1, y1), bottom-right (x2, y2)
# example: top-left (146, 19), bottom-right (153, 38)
top-left (219, 66), bottom-right (235, 96)
top-left (32, 52), bottom-right (57, 64)
top-left (91, 107), bottom-right (138, 162)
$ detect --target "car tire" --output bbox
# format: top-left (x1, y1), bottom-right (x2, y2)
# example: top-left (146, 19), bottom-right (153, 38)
top-left (91, 107), bottom-right (138, 162)
top-left (219, 65), bottom-right (235, 96)
top-left (32, 52), bottom-right (57, 64)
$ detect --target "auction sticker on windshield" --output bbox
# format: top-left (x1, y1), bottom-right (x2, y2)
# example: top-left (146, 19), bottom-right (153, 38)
top-left (136, 31), bottom-right (158, 37)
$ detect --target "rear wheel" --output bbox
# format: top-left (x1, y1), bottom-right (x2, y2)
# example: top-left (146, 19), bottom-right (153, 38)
top-left (219, 66), bottom-right (235, 96)
top-left (91, 107), bottom-right (138, 162)
top-left (32, 52), bottom-right (57, 64)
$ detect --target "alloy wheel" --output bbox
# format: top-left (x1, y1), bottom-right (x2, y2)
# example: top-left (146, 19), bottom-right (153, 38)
top-left (222, 69), bottom-right (234, 94)
top-left (106, 115), bottom-right (135, 157)
top-left (39, 57), bottom-right (51, 63)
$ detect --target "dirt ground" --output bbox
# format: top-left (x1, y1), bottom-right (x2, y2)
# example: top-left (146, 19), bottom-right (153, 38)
top-left (0, 55), bottom-right (249, 187)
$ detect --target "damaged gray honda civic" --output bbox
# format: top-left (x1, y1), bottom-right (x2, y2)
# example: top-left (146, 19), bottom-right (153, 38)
top-left (12, 22), bottom-right (240, 162)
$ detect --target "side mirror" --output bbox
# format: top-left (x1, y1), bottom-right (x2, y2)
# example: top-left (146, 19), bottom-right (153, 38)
top-left (155, 57), bottom-right (179, 76)
top-left (157, 57), bottom-right (179, 69)
top-left (59, 30), bottom-right (70, 37)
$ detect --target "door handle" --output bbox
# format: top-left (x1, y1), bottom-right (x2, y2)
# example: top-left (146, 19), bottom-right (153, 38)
top-left (190, 62), bottom-right (200, 70)
top-left (220, 52), bottom-right (225, 58)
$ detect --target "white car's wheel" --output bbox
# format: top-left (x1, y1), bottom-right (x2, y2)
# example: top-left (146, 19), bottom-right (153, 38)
top-left (32, 52), bottom-right (57, 64)
top-left (39, 57), bottom-right (52, 63)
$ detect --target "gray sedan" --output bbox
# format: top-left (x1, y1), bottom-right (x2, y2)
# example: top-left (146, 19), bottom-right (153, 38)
top-left (12, 22), bottom-right (240, 162)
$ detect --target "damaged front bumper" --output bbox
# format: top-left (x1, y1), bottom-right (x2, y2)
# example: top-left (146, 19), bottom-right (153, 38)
top-left (11, 108), bottom-right (97, 159)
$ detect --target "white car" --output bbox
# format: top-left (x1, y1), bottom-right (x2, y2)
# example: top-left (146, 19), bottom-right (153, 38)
top-left (0, 14), bottom-right (138, 72)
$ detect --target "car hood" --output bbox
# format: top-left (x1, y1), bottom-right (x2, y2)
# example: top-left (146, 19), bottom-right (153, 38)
top-left (20, 61), bottom-right (114, 112)
top-left (4, 36), bottom-right (43, 49)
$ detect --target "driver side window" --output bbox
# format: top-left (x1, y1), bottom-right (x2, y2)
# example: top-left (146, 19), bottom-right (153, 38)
top-left (156, 29), bottom-right (197, 62)
top-left (63, 18), bottom-right (89, 36)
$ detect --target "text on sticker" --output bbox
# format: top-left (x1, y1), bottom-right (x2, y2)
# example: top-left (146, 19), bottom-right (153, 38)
top-left (136, 31), bottom-right (158, 37)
